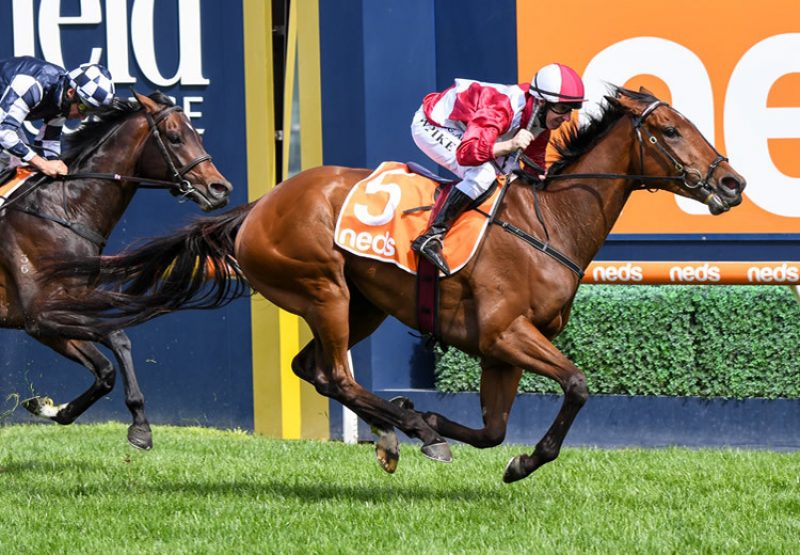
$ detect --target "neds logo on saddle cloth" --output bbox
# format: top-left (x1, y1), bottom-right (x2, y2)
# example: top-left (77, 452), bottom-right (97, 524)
top-left (334, 162), bottom-right (501, 275)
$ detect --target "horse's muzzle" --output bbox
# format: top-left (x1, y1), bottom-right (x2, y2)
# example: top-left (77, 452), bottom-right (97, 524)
top-left (706, 173), bottom-right (746, 215)
top-left (196, 179), bottom-right (232, 211)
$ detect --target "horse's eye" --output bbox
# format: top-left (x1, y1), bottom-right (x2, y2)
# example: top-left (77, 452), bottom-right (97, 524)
top-left (663, 127), bottom-right (679, 138)
top-left (166, 132), bottom-right (182, 144)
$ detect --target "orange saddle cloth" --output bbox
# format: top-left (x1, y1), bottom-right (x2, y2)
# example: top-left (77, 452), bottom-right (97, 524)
top-left (0, 167), bottom-right (36, 208)
top-left (334, 161), bottom-right (503, 275)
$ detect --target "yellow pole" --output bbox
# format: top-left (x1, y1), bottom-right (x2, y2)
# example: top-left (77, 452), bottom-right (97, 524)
top-left (243, 0), bottom-right (328, 440)
top-left (242, 0), bottom-right (282, 437)
top-left (295, 0), bottom-right (329, 439)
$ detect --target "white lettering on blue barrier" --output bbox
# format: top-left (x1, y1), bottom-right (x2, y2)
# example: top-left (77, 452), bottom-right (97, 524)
top-left (11, 0), bottom-right (208, 86)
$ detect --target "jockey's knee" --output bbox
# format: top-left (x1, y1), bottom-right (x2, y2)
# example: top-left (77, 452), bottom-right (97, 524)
top-left (458, 165), bottom-right (496, 199)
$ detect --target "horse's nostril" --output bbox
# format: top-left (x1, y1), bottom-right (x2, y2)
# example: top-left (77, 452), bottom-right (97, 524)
top-left (210, 182), bottom-right (230, 197)
top-left (720, 176), bottom-right (741, 194)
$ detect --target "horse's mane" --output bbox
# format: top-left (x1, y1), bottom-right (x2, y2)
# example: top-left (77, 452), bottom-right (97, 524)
top-left (548, 86), bottom-right (658, 175)
top-left (62, 91), bottom-right (176, 164)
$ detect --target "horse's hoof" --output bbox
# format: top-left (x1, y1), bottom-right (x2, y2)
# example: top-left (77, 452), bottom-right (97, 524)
top-left (389, 396), bottom-right (415, 411)
top-left (21, 396), bottom-right (66, 420)
top-left (374, 431), bottom-right (399, 474)
top-left (503, 455), bottom-right (531, 483)
top-left (128, 424), bottom-right (153, 450)
top-left (421, 441), bottom-right (452, 463)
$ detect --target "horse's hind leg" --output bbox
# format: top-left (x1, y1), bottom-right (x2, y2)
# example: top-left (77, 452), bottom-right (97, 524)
top-left (291, 339), bottom-right (396, 473)
top-left (294, 289), bottom-right (452, 465)
top-left (292, 288), bottom-right (402, 471)
top-left (23, 337), bottom-right (117, 426)
top-left (33, 312), bottom-right (152, 447)
top-left (408, 359), bottom-right (523, 448)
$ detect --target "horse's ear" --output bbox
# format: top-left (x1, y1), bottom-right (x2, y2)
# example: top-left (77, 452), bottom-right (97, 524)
top-left (130, 89), bottom-right (158, 113)
top-left (638, 86), bottom-right (655, 96)
top-left (604, 95), bottom-right (622, 109)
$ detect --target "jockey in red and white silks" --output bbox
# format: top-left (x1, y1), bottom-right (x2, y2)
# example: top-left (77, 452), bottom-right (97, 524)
top-left (412, 79), bottom-right (545, 198)
top-left (410, 63), bottom-right (587, 275)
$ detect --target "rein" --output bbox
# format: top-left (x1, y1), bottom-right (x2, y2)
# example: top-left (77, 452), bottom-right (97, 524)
top-left (480, 177), bottom-right (584, 278)
top-left (2, 103), bottom-right (213, 246)
top-left (61, 105), bottom-right (213, 198)
top-left (487, 99), bottom-right (728, 278)
top-left (544, 100), bottom-right (728, 194)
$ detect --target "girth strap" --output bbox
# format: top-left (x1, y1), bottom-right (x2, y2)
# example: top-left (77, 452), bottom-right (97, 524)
top-left (17, 207), bottom-right (106, 246)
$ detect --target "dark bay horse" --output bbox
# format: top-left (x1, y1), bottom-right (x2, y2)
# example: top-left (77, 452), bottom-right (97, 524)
top-left (2, 90), bottom-right (231, 449)
top-left (43, 87), bottom-right (745, 482)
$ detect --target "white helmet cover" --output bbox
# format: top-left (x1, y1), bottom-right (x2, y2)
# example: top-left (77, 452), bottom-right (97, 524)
top-left (68, 63), bottom-right (115, 109)
top-left (530, 63), bottom-right (587, 106)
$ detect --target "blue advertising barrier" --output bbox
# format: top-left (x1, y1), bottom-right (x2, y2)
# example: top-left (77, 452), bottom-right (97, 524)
top-left (1, 1), bottom-right (796, 450)
top-left (0, 1), bottom-right (253, 430)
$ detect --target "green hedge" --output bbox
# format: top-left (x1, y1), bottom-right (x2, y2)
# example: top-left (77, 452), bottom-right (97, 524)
top-left (435, 285), bottom-right (800, 399)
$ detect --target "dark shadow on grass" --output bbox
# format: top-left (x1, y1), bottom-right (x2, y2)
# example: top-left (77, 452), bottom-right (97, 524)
top-left (0, 459), bottom-right (108, 475)
top-left (0, 458), bottom-right (499, 502)
top-left (147, 479), bottom-right (490, 503)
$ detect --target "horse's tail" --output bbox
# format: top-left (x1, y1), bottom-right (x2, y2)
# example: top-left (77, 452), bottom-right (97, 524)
top-left (43, 202), bottom-right (255, 332)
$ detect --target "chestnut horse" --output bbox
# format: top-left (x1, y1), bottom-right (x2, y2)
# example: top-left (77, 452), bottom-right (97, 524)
top-left (43, 87), bottom-right (745, 482)
top-left (2, 91), bottom-right (231, 449)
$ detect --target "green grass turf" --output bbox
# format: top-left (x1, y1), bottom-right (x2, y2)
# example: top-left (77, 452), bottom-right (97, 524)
top-left (1, 423), bottom-right (798, 554)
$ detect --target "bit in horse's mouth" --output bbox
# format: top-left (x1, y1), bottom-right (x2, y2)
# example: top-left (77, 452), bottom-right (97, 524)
top-left (707, 193), bottom-right (730, 215)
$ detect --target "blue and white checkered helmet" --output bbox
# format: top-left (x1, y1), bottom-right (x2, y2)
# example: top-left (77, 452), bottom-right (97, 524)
top-left (67, 63), bottom-right (115, 109)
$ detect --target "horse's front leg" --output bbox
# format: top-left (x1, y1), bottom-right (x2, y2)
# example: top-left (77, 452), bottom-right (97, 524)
top-left (402, 360), bottom-right (522, 448)
top-left (31, 312), bottom-right (152, 449)
top-left (100, 330), bottom-right (152, 450)
top-left (484, 315), bottom-right (588, 483)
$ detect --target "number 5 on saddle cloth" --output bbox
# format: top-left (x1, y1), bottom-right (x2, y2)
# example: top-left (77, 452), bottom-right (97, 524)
top-left (333, 161), bottom-right (505, 341)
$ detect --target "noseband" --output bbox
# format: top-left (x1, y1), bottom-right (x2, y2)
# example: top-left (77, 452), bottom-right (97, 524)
top-left (543, 99), bottom-right (728, 195)
top-left (142, 104), bottom-right (213, 201)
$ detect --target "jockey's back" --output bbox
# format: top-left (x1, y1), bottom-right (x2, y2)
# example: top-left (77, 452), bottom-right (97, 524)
top-left (0, 56), bottom-right (68, 123)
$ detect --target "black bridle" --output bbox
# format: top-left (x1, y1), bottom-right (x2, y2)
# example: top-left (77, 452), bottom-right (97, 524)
top-left (138, 104), bottom-right (213, 200)
top-left (486, 100), bottom-right (730, 278)
top-left (3, 103), bottom-right (215, 245)
top-left (62, 104), bottom-right (214, 203)
top-left (546, 100), bottom-right (729, 195)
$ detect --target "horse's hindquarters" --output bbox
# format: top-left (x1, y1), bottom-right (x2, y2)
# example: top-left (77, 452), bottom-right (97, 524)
top-left (234, 167), bottom-right (367, 317)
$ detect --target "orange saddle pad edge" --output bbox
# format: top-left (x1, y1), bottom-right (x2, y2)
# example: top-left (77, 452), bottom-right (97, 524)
top-left (334, 161), bottom-right (503, 275)
top-left (0, 167), bottom-right (35, 207)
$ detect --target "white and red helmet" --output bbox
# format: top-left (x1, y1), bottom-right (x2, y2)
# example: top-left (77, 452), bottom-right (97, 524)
top-left (530, 63), bottom-right (587, 108)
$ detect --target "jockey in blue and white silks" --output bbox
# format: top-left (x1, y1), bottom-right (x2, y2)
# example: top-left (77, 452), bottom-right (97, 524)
top-left (0, 56), bottom-right (115, 177)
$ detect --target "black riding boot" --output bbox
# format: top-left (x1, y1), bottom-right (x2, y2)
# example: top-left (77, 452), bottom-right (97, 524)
top-left (411, 187), bottom-right (473, 275)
